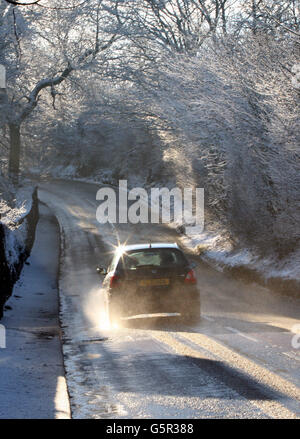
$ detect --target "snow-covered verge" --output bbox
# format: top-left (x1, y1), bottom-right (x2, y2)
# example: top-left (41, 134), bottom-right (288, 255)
top-left (0, 182), bottom-right (39, 318)
top-left (177, 225), bottom-right (300, 297)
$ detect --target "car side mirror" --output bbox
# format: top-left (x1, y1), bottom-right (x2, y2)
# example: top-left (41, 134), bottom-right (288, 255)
top-left (96, 266), bottom-right (107, 275)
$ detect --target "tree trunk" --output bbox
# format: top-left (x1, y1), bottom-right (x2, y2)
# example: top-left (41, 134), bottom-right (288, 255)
top-left (8, 122), bottom-right (21, 185)
top-left (251, 0), bottom-right (258, 35)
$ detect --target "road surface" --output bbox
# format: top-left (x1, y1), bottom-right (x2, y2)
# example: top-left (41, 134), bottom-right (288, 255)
top-left (39, 180), bottom-right (300, 419)
top-left (0, 204), bottom-right (70, 419)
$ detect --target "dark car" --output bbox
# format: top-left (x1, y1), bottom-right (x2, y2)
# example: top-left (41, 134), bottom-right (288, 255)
top-left (97, 243), bottom-right (200, 325)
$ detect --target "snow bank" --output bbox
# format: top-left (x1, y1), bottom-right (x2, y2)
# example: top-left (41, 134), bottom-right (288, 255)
top-left (179, 225), bottom-right (300, 295)
top-left (1, 185), bottom-right (35, 266)
top-left (0, 183), bottom-right (39, 318)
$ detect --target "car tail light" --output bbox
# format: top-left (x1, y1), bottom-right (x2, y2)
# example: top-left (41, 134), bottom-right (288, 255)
top-left (184, 269), bottom-right (197, 284)
top-left (110, 274), bottom-right (119, 288)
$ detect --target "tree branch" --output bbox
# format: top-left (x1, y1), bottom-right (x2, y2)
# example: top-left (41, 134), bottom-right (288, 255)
top-left (19, 30), bottom-right (120, 121)
top-left (4, 0), bottom-right (40, 5)
top-left (4, 0), bottom-right (89, 10)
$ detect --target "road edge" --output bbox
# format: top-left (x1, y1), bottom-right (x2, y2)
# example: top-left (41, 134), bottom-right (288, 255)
top-left (38, 199), bottom-right (72, 419)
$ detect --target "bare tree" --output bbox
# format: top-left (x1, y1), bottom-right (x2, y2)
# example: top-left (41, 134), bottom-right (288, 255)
top-left (119, 0), bottom-right (234, 56)
top-left (1, 0), bottom-right (122, 184)
top-left (258, 0), bottom-right (300, 37)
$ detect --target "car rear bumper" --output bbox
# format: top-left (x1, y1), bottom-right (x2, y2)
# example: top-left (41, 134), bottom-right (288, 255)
top-left (110, 287), bottom-right (200, 317)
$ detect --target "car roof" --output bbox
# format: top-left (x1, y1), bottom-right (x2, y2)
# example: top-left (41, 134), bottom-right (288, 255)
top-left (120, 243), bottom-right (179, 252)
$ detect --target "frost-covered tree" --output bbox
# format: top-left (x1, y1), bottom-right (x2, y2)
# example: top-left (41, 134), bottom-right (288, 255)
top-left (0, 0), bottom-right (123, 184)
top-left (1, 0), bottom-right (299, 263)
top-left (120, 0), bottom-right (235, 54)
top-left (129, 30), bottom-right (299, 254)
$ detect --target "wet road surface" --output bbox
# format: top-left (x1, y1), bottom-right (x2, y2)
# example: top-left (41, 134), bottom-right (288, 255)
top-left (39, 180), bottom-right (300, 419)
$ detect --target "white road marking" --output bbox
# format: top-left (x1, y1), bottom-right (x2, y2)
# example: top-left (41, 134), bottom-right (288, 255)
top-left (54, 376), bottom-right (71, 419)
top-left (283, 352), bottom-right (300, 362)
top-left (121, 313), bottom-right (181, 320)
top-left (225, 326), bottom-right (258, 343)
top-left (202, 315), bottom-right (215, 322)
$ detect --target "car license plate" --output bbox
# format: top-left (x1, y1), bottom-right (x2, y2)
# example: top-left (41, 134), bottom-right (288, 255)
top-left (139, 278), bottom-right (170, 287)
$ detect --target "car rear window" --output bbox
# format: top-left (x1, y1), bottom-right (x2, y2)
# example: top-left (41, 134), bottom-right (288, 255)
top-left (120, 248), bottom-right (187, 270)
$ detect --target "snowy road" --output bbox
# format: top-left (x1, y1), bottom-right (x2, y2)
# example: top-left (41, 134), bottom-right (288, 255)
top-left (39, 180), bottom-right (300, 419)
